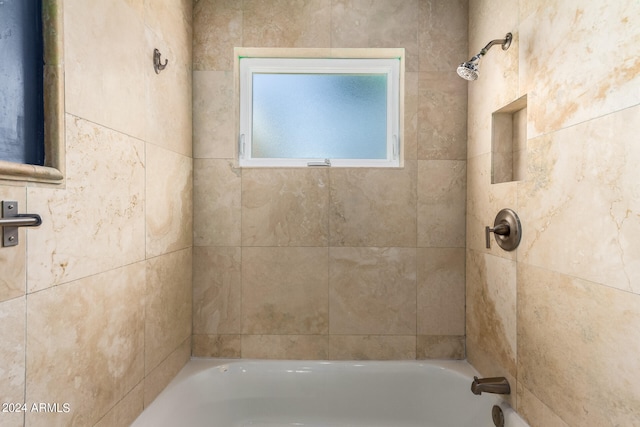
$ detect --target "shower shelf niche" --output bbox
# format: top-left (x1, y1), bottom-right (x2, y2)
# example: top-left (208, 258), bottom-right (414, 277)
top-left (491, 95), bottom-right (527, 184)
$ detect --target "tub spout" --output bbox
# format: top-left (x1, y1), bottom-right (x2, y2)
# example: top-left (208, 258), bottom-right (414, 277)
top-left (471, 376), bottom-right (511, 395)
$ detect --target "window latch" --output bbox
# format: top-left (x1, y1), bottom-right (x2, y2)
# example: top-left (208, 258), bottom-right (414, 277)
top-left (307, 159), bottom-right (331, 167)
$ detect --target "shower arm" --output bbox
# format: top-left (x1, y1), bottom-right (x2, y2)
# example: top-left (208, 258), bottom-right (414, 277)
top-left (478, 33), bottom-right (512, 57)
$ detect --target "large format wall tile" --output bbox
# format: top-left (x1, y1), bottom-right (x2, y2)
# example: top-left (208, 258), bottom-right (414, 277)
top-left (466, 249), bottom-right (517, 378)
top-left (329, 335), bottom-right (416, 360)
top-left (242, 247), bottom-right (329, 334)
top-left (146, 145), bottom-right (193, 258)
top-left (193, 0), bottom-right (242, 71)
top-left (242, 168), bottom-right (329, 247)
top-left (418, 0), bottom-right (467, 73)
top-left (519, 106), bottom-right (640, 293)
top-left (329, 162), bottom-right (417, 247)
top-left (144, 0), bottom-right (193, 156)
top-left (145, 248), bottom-right (192, 375)
top-left (0, 297), bottom-right (25, 427)
top-left (465, 153), bottom-right (517, 256)
top-left (520, 1), bottom-right (640, 138)
top-left (244, 0), bottom-right (332, 48)
top-left (417, 248), bottom-right (465, 335)
top-left (331, 0), bottom-right (420, 71)
top-left (329, 247), bottom-right (416, 335)
top-left (417, 335), bottom-right (465, 359)
top-left (418, 73), bottom-right (467, 160)
top-left (242, 335), bottom-right (329, 360)
top-left (193, 246), bottom-right (242, 335)
top-left (518, 263), bottom-right (640, 426)
top-left (193, 71), bottom-right (235, 159)
top-left (417, 160), bottom-right (466, 247)
top-left (143, 338), bottom-right (191, 407)
top-left (64, 0), bottom-right (146, 140)
top-left (193, 159), bottom-right (241, 246)
top-left (94, 384), bottom-right (144, 427)
top-left (26, 263), bottom-right (145, 427)
top-left (27, 115), bottom-right (145, 292)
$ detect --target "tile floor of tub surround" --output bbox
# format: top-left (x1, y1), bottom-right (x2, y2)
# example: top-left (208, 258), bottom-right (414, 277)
top-left (518, 263), bottom-right (640, 427)
top-left (242, 247), bottom-right (329, 335)
top-left (329, 247), bottom-right (416, 335)
top-left (0, 296), bottom-right (26, 427)
top-left (25, 263), bottom-right (145, 427)
top-left (145, 248), bottom-right (193, 375)
top-left (26, 115), bottom-right (146, 293)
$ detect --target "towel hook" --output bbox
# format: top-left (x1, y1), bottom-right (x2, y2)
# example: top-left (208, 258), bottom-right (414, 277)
top-left (153, 49), bottom-right (168, 74)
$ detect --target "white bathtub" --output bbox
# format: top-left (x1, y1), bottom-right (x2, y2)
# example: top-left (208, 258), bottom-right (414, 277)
top-left (131, 358), bottom-right (530, 427)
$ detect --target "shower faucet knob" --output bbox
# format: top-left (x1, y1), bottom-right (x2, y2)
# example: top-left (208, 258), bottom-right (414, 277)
top-left (485, 209), bottom-right (522, 251)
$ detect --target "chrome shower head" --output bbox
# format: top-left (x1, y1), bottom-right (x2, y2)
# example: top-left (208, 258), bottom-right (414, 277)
top-left (457, 59), bottom-right (480, 81)
top-left (457, 33), bottom-right (512, 81)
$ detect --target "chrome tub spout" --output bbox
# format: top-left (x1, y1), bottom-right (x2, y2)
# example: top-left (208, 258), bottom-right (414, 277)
top-left (471, 376), bottom-right (511, 395)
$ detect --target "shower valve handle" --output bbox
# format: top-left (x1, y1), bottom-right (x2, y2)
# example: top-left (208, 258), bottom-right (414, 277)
top-left (485, 223), bottom-right (510, 248)
top-left (485, 209), bottom-right (522, 251)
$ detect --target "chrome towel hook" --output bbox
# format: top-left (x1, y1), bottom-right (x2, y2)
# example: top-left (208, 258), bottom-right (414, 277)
top-left (153, 49), bottom-right (168, 74)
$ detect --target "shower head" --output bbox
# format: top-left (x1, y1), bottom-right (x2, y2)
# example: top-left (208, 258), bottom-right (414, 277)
top-left (457, 33), bottom-right (512, 81)
top-left (457, 59), bottom-right (480, 81)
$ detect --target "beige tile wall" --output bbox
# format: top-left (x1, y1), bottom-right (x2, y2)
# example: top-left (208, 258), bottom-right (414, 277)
top-left (192, 0), bottom-right (468, 360)
top-left (0, 0), bottom-right (193, 426)
top-left (466, 1), bottom-right (640, 426)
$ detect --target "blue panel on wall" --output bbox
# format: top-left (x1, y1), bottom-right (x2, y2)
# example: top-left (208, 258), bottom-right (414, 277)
top-left (0, 0), bottom-right (44, 166)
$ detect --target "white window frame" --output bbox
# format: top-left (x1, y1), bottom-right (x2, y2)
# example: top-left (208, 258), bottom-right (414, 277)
top-left (238, 54), bottom-right (402, 168)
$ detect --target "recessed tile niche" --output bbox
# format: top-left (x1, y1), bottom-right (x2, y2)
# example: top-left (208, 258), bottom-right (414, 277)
top-left (491, 95), bottom-right (527, 183)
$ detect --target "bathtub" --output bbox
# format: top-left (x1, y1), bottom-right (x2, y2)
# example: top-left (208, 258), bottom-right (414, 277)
top-left (131, 358), bottom-right (530, 427)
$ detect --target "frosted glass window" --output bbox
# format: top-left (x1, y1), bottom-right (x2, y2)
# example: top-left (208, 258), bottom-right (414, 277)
top-left (239, 57), bottom-right (400, 167)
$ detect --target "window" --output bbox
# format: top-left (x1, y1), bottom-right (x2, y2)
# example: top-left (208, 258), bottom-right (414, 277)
top-left (238, 52), bottom-right (402, 168)
top-left (0, 0), bottom-right (64, 184)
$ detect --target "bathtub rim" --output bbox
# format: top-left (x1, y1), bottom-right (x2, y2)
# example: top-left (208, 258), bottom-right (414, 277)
top-left (135, 358), bottom-right (527, 427)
